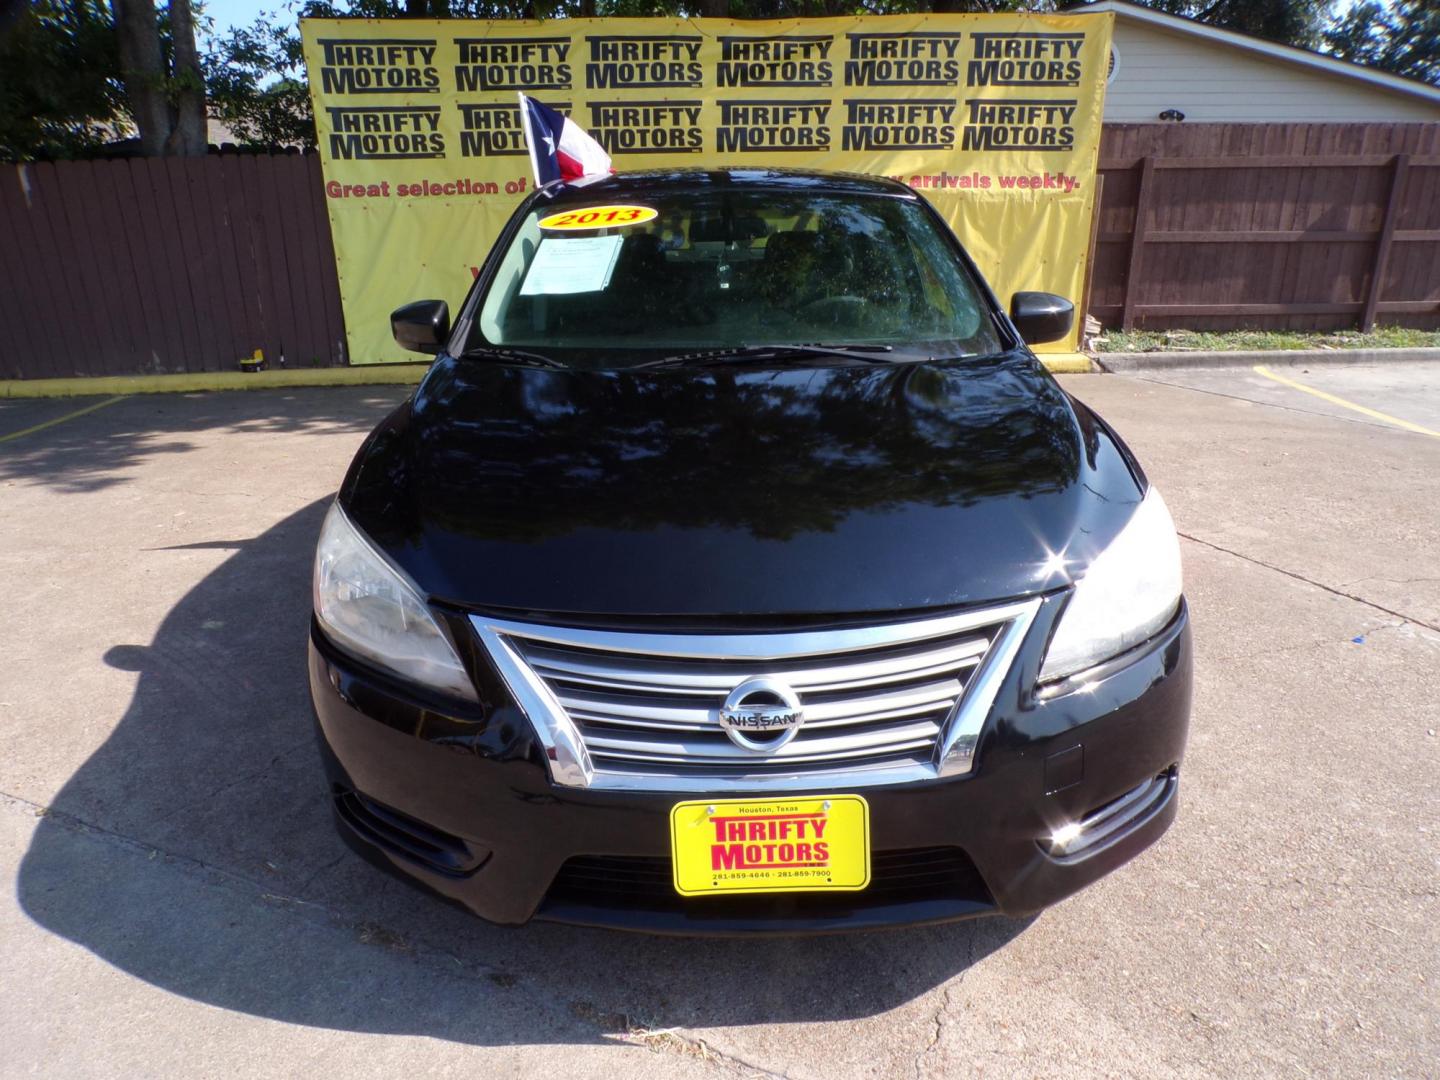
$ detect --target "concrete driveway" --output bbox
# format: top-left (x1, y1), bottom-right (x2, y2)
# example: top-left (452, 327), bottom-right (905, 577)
top-left (1, 365), bottom-right (1436, 1078)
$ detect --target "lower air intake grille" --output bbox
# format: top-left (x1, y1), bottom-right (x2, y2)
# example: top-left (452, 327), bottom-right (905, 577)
top-left (1043, 768), bottom-right (1178, 863)
top-left (543, 846), bottom-right (992, 916)
top-left (334, 788), bottom-right (483, 877)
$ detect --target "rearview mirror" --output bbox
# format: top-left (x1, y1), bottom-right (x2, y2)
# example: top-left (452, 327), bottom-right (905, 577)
top-left (1009, 292), bottom-right (1074, 346)
top-left (391, 300), bottom-right (450, 355)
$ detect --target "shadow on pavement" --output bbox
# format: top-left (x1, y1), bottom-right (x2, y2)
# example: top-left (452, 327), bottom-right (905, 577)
top-left (0, 389), bottom-right (404, 494)
top-left (18, 498), bottom-right (1029, 1046)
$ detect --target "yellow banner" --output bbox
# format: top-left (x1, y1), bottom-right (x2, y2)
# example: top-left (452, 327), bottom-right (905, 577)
top-left (301, 13), bottom-right (1112, 362)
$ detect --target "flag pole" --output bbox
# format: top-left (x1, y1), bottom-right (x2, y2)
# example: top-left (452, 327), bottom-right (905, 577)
top-left (518, 91), bottom-right (543, 189)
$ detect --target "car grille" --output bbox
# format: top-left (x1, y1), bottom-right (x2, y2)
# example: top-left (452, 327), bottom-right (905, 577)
top-left (471, 600), bottom-right (1039, 791)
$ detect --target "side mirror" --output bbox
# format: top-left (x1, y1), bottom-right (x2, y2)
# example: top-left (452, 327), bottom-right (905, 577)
top-left (391, 300), bottom-right (450, 355)
top-left (1010, 292), bottom-right (1074, 346)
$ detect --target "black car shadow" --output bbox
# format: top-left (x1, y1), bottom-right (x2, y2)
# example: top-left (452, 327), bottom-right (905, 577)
top-left (17, 498), bottom-right (1031, 1047)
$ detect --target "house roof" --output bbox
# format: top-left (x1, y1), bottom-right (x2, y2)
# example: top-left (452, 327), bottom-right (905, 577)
top-left (1067, 0), bottom-right (1440, 109)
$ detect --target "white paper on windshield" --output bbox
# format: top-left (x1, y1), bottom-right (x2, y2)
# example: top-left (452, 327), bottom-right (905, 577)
top-left (519, 235), bottom-right (623, 296)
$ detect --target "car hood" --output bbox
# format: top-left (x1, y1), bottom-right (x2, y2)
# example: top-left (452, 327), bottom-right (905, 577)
top-left (341, 353), bottom-right (1143, 618)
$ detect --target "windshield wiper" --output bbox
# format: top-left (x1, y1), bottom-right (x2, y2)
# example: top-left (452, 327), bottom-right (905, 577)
top-left (459, 346), bottom-right (566, 369)
top-left (635, 343), bottom-right (898, 370)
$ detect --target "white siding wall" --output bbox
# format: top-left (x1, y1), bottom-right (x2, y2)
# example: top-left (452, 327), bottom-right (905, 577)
top-left (1104, 20), bottom-right (1440, 123)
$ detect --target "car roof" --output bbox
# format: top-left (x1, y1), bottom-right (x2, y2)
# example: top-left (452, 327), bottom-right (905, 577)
top-left (541, 167), bottom-right (918, 205)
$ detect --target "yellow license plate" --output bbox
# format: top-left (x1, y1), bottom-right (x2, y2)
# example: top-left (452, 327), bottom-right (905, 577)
top-left (669, 795), bottom-right (870, 896)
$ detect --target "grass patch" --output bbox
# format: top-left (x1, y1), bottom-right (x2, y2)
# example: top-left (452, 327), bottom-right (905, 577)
top-left (1092, 326), bottom-right (1440, 354)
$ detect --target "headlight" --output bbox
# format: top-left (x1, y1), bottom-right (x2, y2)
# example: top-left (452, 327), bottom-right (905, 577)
top-left (313, 502), bottom-right (477, 701)
top-left (1039, 486), bottom-right (1182, 683)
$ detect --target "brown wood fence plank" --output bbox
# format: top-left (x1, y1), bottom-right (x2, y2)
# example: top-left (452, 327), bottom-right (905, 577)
top-left (164, 155), bottom-right (225, 372)
top-left (305, 154), bottom-right (347, 365)
top-left (235, 154), bottom-right (279, 363)
top-left (1101, 155), bottom-right (1393, 170)
top-left (238, 154), bottom-right (287, 366)
top-left (1337, 145), bottom-right (1376, 307)
top-left (1278, 129), bottom-right (1318, 329)
top-left (1122, 156), bottom-right (1154, 330)
top-left (151, 158), bottom-right (211, 369)
top-left (120, 159), bottom-right (192, 373)
top-left (257, 154), bottom-right (302, 367)
top-left (1124, 303), bottom-right (1364, 316)
top-left (1375, 301), bottom-right (1439, 314)
top-left (0, 167), bottom-right (52, 378)
top-left (1362, 154), bottom-right (1410, 331)
top-left (183, 156), bottom-right (244, 372)
top-left (1108, 229), bottom-right (1381, 244)
top-left (111, 159), bottom-right (183, 374)
top-left (18, 162), bottom-right (86, 376)
top-left (271, 155), bottom-right (316, 367)
top-left (266, 156), bottom-right (309, 365)
top-left (275, 154), bottom-right (328, 368)
top-left (299, 154), bottom-right (343, 367)
top-left (36, 161), bottom-right (116, 377)
top-left (216, 153), bottom-right (268, 364)
top-left (85, 160), bottom-right (158, 375)
top-left (45, 160), bottom-right (118, 377)
top-left (1080, 174), bottom-right (1103, 322)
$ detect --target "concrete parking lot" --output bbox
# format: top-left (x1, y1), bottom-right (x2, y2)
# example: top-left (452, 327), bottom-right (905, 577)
top-left (2, 362), bottom-right (1436, 1078)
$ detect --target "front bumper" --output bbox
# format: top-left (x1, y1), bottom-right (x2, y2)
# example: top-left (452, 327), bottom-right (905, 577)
top-left (308, 601), bottom-right (1192, 934)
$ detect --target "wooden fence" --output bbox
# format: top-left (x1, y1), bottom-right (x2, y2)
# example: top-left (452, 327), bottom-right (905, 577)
top-left (1090, 123), bottom-right (1440, 331)
top-left (0, 152), bottom-right (346, 381)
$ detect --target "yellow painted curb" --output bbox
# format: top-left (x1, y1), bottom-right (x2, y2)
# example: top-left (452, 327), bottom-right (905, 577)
top-left (0, 365), bottom-right (431, 399)
top-left (1041, 355), bottom-right (1094, 374)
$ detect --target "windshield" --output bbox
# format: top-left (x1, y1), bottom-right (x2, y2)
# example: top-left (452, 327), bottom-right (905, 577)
top-left (468, 188), bottom-right (1004, 366)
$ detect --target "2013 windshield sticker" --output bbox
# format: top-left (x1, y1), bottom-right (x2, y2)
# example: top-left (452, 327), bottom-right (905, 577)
top-left (537, 205), bottom-right (658, 230)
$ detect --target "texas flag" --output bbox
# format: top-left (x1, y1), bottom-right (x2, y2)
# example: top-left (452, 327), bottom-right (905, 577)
top-left (518, 92), bottom-right (613, 187)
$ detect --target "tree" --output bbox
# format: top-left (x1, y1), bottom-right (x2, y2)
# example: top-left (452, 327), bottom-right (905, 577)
top-left (166, 0), bottom-right (206, 151)
top-left (1323, 0), bottom-right (1439, 87)
top-left (113, 0), bottom-right (206, 154)
top-left (0, 0), bottom-right (127, 159)
top-left (202, 7), bottom-right (314, 148)
top-left (1129, 0), bottom-right (1330, 50)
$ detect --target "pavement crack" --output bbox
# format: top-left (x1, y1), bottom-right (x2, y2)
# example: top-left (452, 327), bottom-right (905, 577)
top-left (295, 851), bottom-right (348, 893)
top-left (616, 1028), bottom-right (791, 1079)
top-left (152, 737), bottom-right (315, 824)
top-left (1125, 375), bottom-right (1404, 434)
top-left (1339, 575), bottom-right (1440, 588)
top-left (913, 933), bottom-right (974, 1080)
top-left (913, 985), bottom-right (953, 1080)
top-left (4, 787), bottom-right (271, 889)
top-left (1178, 532), bottom-right (1440, 633)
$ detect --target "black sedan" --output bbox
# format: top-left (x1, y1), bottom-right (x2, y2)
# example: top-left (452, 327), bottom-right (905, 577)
top-left (309, 168), bottom-right (1191, 934)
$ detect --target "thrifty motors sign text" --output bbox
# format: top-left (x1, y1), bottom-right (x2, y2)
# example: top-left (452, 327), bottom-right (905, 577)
top-left (302, 13), bottom-right (1112, 363)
